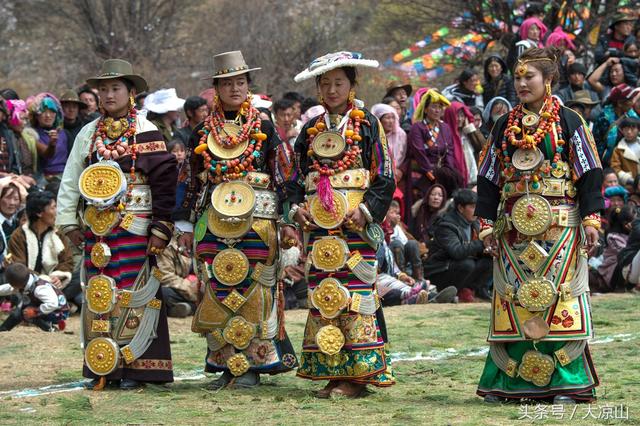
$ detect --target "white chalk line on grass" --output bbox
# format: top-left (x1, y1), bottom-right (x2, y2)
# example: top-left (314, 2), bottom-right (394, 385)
top-left (1, 332), bottom-right (636, 400)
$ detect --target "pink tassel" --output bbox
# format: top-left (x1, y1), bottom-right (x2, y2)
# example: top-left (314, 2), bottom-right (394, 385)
top-left (317, 174), bottom-right (335, 213)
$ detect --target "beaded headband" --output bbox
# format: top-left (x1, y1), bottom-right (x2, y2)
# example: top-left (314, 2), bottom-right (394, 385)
top-left (515, 58), bottom-right (555, 77)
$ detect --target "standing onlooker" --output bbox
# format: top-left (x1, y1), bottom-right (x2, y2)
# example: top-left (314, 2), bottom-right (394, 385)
top-left (0, 100), bottom-right (23, 177)
top-left (514, 17), bottom-right (548, 57)
top-left (556, 63), bottom-right (600, 108)
top-left (28, 93), bottom-right (69, 183)
top-left (77, 85), bottom-right (100, 122)
top-left (273, 98), bottom-right (297, 145)
top-left (588, 56), bottom-right (637, 100)
top-left (443, 102), bottom-right (485, 187)
top-left (405, 89), bottom-right (460, 222)
top-left (156, 235), bottom-right (197, 317)
top-left (145, 88), bottom-right (185, 143)
top-left (282, 91), bottom-right (305, 122)
top-left (176, 95), bottom-right (208, 144)
top-left (59, 90), bottom-right (87, 145)
top-left (482, 55), bottom-right (517, 106)
top-left (4, 100), bottom-right (38, 177)
top-left (594, 13), bottom-right (637, 65)
top-left (371, 103), bottom-right (407, 180)
top-left (384, 81), bottom-right (413, 131)
top-left (443, 69), bottom-right (484, 109)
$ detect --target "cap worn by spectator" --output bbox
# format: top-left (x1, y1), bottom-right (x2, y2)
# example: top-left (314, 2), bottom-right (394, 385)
top-left (606, 83), bottom-right (635, 104)
top-left (567, 62), bottom-right (588, 76)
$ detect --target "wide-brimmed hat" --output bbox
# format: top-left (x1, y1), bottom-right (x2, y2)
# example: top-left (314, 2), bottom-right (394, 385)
top-left (565, 90), bottom-right (601, 108)
top-left (86, 59), bottom-right (148, 93)
top-left (207, 51), bottom-right (261, 80)
top-left (384, 81), bottom-right (413, 98)
top-left (59, 89), bottom-right (87, 108)
top-left (144, 88), bottom-right (185, 114)
top-left (294, 51), bottom-right (379, 83)
top-left (610, 12), bottom-right (636, 28)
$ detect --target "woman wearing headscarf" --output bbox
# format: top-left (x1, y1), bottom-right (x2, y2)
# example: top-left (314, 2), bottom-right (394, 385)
top-left (481, 97), bottom-right (513, 138)
top-left (27, 93), bottom-right (69, 183)
top-left (5, 100), bottom-right (38, 177)
top-left (515, 17), bottom-right (548, 57)
top-left (405, 90), bottom-right (461, 223)
top-left (371, 103), bottom-right (407, 179)
top-left (443, 101), bottom-right (486, 187)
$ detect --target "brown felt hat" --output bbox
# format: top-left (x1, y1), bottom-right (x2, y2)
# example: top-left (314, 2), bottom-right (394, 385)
top-left (59, 89), bottom-right (87, 108)
top-left (86, 59), bottom-right (148, 93)
top-left (206, 51), bottom-right (261, 80)
top-left (384, 81), bottom-right (413, 98)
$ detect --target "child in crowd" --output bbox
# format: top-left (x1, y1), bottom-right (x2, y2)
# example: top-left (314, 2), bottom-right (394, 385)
top-left (386, 200), bottom-right (425, 282)
top-left (611, 117), bottom-right (640, 186)
top-left (0, 263), bottom-right (69, 332)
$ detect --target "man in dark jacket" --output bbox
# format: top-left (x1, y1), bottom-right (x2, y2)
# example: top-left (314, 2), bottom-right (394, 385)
top-left (594, 13), bottom-right (636, 65)
top-left (423, 189), bottom-right (492, 302)
top-left (60, 90), bottom-right (87, 147)
top-left (0, 100), bottom-right (22, 176)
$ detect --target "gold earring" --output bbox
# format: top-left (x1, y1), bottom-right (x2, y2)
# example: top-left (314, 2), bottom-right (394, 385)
top-left (348, 90), bottom-right (356, 103)
top-left (129, 95), bottom-right (135, 108)
top-left (545, 82), bottom-right (552, 97)
top-left (317, 93), bottom-right (324, 104)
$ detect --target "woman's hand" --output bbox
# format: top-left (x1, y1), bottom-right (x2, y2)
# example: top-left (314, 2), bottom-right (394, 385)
top-left (584, 225), bottom-right (600, 256)
top-left (178, 232), bottom-right (193, 256)
top-left (294, 207), bottom-right (317, 233)
top-left (147, 235), bottom-right (168, 256)
top-left (344, 207), bottom-right (366, 232)
top-left (280, 225), bottom-right (300, 249)
top-left (50, 276), bottom-right (62, 289)
top-left (67, 229), bottom-right (85, 247)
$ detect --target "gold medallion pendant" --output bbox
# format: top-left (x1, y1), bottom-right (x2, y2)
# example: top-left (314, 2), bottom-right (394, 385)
top-left (83, 206), bottom-right (120, 236)
top-left (86, 275), bottom-right (116, 314)
top-left (308, 190), bottom-right (348, 229)
top-left (311, 277), bottom-right (351, 319)
top-left (207, 123), bottom-right (249, 160)
top-left (315, 325), bottom-right (345, 355)
top-left (79, 161), bottom-right (126, 205)
top-left (512, 148), bottom-right (544, 172)
top-left (511, 194), bottom-right (552, 236)
top-left (211, 181), bottom-right (256, 219)
top-left (90, 242), bottom-right (112, 269)
top-left (517, 278), bottom-right (557, 311)
top-left (522, 114), bottom-right (539, 128)
top-left (310, 236), bottom-right (349, 272)
top-left (207, 208), bottom-right (252, 239)
top-left (222, 316), bottom-right (256, 350)
top-left (518, 350), bottom-right (555, 387)
top-left (212, 249), bottom-right (250, 286)
top-left (312, 131), bottom-right (346, 159)
top-left (85, 337), bottom-right (120, 376)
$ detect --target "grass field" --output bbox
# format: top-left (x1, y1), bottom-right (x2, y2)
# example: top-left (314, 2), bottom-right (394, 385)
top-left (0, 294), bottom-right (638, 425)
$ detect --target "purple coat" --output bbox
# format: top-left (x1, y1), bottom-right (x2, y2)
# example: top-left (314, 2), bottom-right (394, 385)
top-left (36, 127), bottom-right (69, 175)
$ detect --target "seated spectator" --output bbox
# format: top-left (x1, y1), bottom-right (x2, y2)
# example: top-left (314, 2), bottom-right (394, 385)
top-left (481, 55), bottom-right (516, 106)
top-left (605, 185), bottom-right (628, 215)
top-left (594, 13), bottom-right (637, 65)
top-left (371, 103), bottom-right (407, 181)
top-left (556, 63), bottom-right (600, 115)
top-left (603, 167), bottom-right (620, 189)
top-left (145, 88), bottom-right (185, 143)
top-left (565, 91), bottom-right (600, 128)
top-left (611, 117), bottom-right (640, 186)
top-left (176, 95), bottom-right (208, 144)
top-left (593, 84), bottom-right (638, 166)
top-left (423, 189), bottom-right (492, 302)
top-left (0, 263), bottom-right (69, 332)
top-left (623, 39), bottom-right (640, 59)
top-left (28, 93), bottom-right (69, 183)
top-left (156, 235), bottom-right (198, 317)
top-left (280, 244), bottom-right (307, 309)
top-left (0, 183), bottom-right (22, 258)
top-left (5, 99), bottom-right (38, 177)
top-left (411, 184), bottom-right (447, 247)
top-left (618, 213), bottom-right (640, 292)
top-left (386, 200), bottom-right (424, 282)
top-left (590, 205), bottom-right (635, 293)
top-left (480, 96), bottom-right (512, 138)
top-left (442, 68), bottom-right (484, 109)
top-left (469, 106), bottom-right (483, 130)
top-left (8, 190), bottom-right (77, 306)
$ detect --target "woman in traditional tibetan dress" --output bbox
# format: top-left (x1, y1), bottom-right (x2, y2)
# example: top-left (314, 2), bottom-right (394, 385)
top-left (284, 52), bottom-right (396, 398)
top-left (181, 51), bottom-right (297, 389)
top-left (56, 59), bottom-right (177, 390)
top-left (476, 48), bottom-right (602, 403)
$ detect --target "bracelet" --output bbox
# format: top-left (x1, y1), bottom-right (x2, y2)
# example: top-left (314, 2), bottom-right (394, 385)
top-left (582, 213), bottom-right (601, 231)
top-left (478, 218), bottom-right (494, 231)
top-left (358, 203), bottom-right (373, 223)
top-left (288, 204), bottom-right (300, 223)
